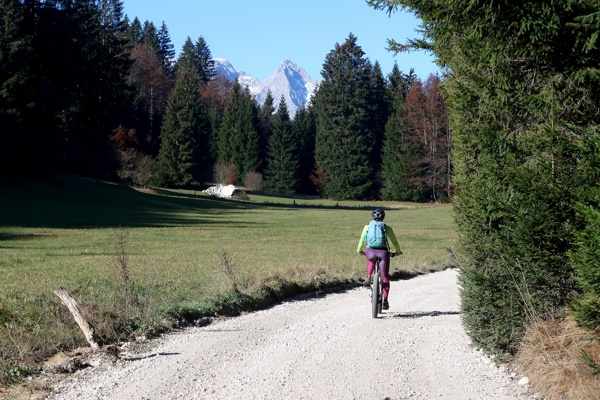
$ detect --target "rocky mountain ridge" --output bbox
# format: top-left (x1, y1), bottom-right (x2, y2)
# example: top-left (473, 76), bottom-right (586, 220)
top-left (212, 58), bottom-right (320, 117)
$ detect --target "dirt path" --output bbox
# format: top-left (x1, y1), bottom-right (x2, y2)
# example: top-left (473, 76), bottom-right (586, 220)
top-left (47, 269), bottom-right (533, 400)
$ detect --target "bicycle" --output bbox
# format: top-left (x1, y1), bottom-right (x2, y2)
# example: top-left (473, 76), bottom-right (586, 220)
top-left (370, 253), bottom-right (396, 318)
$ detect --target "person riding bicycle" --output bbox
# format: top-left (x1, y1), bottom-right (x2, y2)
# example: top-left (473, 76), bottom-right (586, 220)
top-left (357, 208), bottom-right (402, 310)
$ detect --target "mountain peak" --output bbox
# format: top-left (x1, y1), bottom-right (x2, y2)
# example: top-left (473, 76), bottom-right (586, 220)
top-left (212, 58), bottom-right (320, 117)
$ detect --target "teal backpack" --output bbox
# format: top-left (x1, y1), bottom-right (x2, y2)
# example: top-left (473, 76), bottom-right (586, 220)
top-left (365, 220), bottom-right (387, 248)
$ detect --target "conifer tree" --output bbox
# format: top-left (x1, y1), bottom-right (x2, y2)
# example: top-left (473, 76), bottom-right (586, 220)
top-left (156, 65), bottom-right (207, 187)
top-left (126, 17), bottom-right (143, 45)
top-left (177, 36), bottom-right (215, 83)
top-left (265, 96), bottom-right (299, 194)
top-left (157, 21), bottom-right (175, 76)
top-left (368, 61), bottom-right (389, 177)
top-left (141, 20), bottom-right (160, 56)
top-left (313, 33), bottom-right (376, 200)
top-left (257, 90), bottom-right (275, 171)
top-left (293, 104), bottom-right (317, 194)
top-left (370, 0), bottom-right (600, 356)
top-left (217, 80), bottom-right (260, 181)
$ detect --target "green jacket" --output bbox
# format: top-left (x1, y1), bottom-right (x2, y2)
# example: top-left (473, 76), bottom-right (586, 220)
top-left (357, 222), bottom-right (401, 253)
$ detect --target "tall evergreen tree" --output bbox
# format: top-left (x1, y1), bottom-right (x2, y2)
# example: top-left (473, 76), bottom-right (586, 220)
top-left (125, 16), bottom-right (143, 45)
top-left (264, 96), bottom-right (299, 194)
top-left (45, 0), bottom-right (130, 175)
top-left (370, 0), bottom-right (600, 356)
top-left (0, 0), bottom-right (41, 176)
top-left (156, 65), bottom-right (206, 187)
top-left (157, 21), bottom-right (175, 76)
top-left (257, 90), bottom-right (275, 171)
top-left (293, 103), bottom-right (317, 194)
top-left (313, 33), bottom-right (376, 200)
top-left (141, 20), bottom-right (160, 56)
top-left (217, 80), bottom-right (260, 180)
top-left (176, 36), bottom-right (215, 83)
top-left (368, 61), bottom-right (389, 181)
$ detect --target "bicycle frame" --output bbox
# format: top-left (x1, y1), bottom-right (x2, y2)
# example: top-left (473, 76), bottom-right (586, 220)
top-left (369, 253), bottom-right (395, 318)
top-left (371, 257), bottom-right (383, 318)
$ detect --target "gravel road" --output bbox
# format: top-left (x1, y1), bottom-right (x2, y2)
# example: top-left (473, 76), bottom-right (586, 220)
top-left (47, 268), bottom-right (533, 400)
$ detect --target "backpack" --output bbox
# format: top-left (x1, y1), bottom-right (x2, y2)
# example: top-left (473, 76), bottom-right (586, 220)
top-left (365, 220), bottom-right (387, 248)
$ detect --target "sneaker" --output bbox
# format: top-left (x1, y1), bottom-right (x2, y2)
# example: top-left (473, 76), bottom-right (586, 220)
top-left (364, 277), bottom-right (372, 287)
top-left (383, 299), bottom-right (389, 310)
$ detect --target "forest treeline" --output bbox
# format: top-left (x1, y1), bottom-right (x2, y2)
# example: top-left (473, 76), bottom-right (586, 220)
top-left (0, 0), bottom-right (450, 202)
top-left (368, 0), bottom-right (600, 373)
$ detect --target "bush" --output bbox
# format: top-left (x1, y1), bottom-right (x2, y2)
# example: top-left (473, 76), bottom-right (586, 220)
top-left (213, 163), bottom-right (238, 185)
top-left (570, 199), bottom-right (600, 333)
top-left (116, 149), bottom-right (158, 188)
top-left (243, 172), bottom-right (264, 191)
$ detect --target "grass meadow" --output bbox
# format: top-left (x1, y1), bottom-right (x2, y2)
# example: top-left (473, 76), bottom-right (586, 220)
top-left (0, 174), bottom-right (456, 386)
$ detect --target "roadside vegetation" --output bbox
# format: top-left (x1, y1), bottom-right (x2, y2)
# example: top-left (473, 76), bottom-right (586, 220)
top-left (0, 175), bottom-right (456, 387)
top-left (368, 1), bottom-right (600, 399)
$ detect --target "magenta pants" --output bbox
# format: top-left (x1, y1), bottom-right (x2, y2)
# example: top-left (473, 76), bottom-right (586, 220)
top-left (365, 247), bottom-right (390, 299)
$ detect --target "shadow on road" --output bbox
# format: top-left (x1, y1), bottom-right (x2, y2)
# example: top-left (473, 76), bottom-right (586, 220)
top-left (385, 310), bottom-right (461, 319)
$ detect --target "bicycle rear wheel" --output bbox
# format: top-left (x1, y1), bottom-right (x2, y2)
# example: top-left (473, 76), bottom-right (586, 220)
top-left (371, 271), bottom-right (380, 318)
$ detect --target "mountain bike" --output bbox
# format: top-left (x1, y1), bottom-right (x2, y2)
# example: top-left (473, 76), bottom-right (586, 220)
top-left (370, 253), bottom-right (396, 318)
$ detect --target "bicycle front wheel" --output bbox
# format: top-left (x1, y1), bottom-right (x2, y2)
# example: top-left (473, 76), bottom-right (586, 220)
top-left (371, 271), bottom-right (380, 318)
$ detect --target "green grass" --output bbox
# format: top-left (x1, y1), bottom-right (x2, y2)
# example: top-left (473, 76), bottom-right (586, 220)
top-left (0, 174), bottom-right (456, 385)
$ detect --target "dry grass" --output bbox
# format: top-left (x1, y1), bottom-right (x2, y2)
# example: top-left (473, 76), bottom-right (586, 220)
top-left (515, 316), bottom-right (600, 400)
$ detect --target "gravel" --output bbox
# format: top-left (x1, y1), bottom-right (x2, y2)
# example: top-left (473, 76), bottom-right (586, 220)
top-left (46, 268), bottom-right (535, 400)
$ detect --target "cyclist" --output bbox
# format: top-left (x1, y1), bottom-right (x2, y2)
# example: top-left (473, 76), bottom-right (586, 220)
top-left (357, 208), bottom-right (402, 310)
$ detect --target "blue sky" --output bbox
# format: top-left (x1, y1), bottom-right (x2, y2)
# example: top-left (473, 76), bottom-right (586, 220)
top-left (122, 0), bottom-right (439, 82)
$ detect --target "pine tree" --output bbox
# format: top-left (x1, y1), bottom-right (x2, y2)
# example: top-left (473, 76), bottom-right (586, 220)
top-left (313, 33), bottom-right (376, 200)
top-left (265, 96), bottom-right (299, 194)
top-left (156, 65), bottom-right (207, 187)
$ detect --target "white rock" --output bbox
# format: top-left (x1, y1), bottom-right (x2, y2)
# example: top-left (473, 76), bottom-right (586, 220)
top-left (518, 377), bottom-right (529, 385)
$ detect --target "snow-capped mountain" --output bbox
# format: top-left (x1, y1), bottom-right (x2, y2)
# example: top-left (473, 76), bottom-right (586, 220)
top-left (212, 58), bottom-right (320, 117)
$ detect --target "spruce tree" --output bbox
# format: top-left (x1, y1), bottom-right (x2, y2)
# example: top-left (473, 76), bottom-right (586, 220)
top-left (156, 66), bottom-right (206, 187)
top-left (370, 0), bottom-right (600, 356)
top-left (257, 90), bottom-right (275, 171)
top-left (126, 17), bottom-right (143, 45)
top-left (293, 104), bottom-right (317, 194)
top-left (157, 21), bottom-right (175, 76)
top-left (177, 36), bottom-right (215, 84)
top-left (369, 61), bottom-right (389, 181)
top-left (141, 21), bottom-right (160, 56)
top-left (265, 96), bottom-right (299, 194)
top-left (313, 33), bottom-right (376, 200)
top-left (217, 80), bottom-right (260, 181)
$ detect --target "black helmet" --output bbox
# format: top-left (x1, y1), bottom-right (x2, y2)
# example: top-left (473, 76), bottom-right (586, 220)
top-left (372, 208), bottom-right (385, 220)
